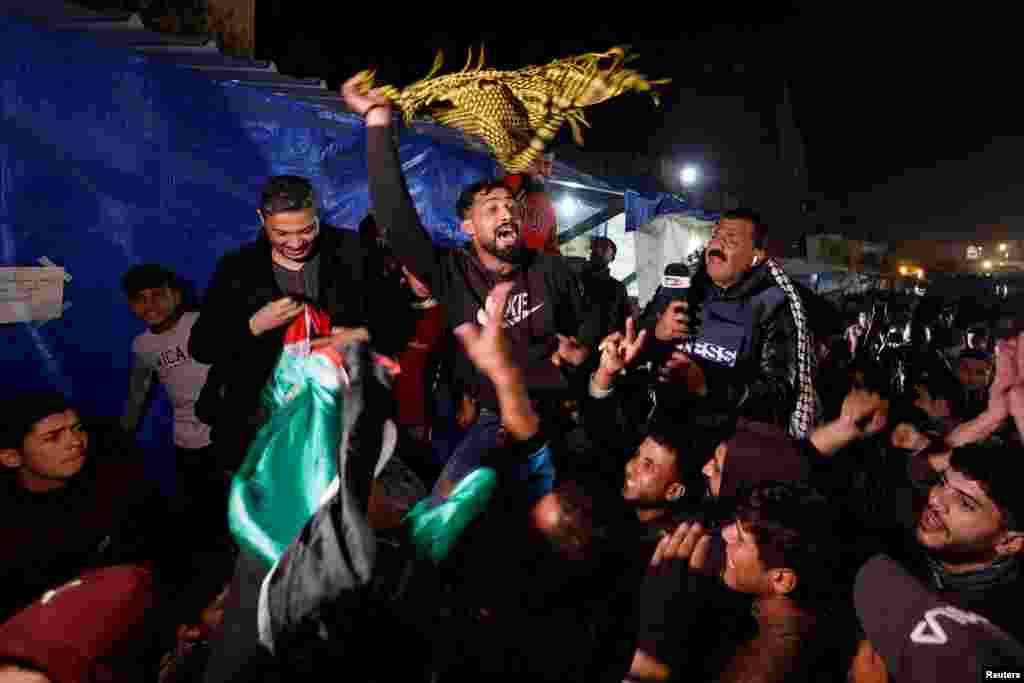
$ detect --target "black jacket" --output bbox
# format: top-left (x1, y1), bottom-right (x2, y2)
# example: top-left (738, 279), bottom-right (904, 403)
top-left (644, 260), bottom-right (800, 427)
top-left (188, 228), bottom-right (377, 448)
top-left (366, 125), bottom-right (598, 409)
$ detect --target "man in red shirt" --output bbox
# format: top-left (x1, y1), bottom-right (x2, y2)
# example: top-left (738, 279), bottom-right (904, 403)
top-left (504, 152), bottom-right (561, 255)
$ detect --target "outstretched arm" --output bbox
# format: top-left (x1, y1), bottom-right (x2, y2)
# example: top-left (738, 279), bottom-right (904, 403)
top-left (809, 389), bottom-right (889, 457)
top-left (946, 333), bottom-right (1022, 448)
top-left (454, 282), bottom-right (539, 442)
top-left (342, 74), bottom-right (443, 298)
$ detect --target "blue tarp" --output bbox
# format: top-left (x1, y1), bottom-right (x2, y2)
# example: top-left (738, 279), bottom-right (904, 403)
top-left (0, 16), bottom-right (499, 458)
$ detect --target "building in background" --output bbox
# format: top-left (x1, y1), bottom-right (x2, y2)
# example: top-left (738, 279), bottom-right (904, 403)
top-left (208, 0), bottom-right (254, 56)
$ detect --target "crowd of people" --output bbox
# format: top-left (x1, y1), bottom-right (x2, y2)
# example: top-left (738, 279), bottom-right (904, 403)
top-left (2, 75), bottom-right (1024, 682)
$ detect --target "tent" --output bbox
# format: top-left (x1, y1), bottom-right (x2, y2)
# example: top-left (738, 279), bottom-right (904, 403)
top-left (1, 4), bottom-right (667, 466)
top-left (0, 6), bottom-right (515, 471)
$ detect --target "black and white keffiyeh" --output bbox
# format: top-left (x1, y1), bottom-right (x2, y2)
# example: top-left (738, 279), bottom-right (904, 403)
top-left (684, 250), bottom-right (821, 438)
top-left (765, 257), bottom-right (821, 438)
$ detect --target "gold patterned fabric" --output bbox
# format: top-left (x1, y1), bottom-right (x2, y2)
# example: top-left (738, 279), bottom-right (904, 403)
top-left (352, 47), bottom-right (669, 173)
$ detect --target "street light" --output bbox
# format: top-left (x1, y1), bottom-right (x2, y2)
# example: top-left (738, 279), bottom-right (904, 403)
top-left (983, 260), bottom-right (993, 270)
top-left (899, 265), bottom-right (909, 276)
top-left (681, 165), bottom-right (699, 187)
top-left (559, 196), bottom-right (578, 216)
top-left (1000, 243), bottom-right (1008, 252)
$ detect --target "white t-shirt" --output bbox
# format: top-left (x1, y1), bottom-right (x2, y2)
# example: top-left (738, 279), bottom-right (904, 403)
top-left (126, 311), bottom-right (212, 450)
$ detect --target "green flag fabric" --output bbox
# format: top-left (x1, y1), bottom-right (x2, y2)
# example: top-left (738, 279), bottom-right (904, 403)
top-left (228, 306), bottom-right (346, 567)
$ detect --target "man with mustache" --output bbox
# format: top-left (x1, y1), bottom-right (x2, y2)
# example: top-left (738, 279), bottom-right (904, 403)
top-left (651, 209), bottom-right (815, 435)
top-left (342, 75), bottom-right (598, 487)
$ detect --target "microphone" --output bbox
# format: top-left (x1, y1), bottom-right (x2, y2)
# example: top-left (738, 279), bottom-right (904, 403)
top-left (661, 262), bottom-right (691, 296)
top-left (650, 262), bottom-right (691, 313)
top-left (647, 262), bottom-right (699, 356)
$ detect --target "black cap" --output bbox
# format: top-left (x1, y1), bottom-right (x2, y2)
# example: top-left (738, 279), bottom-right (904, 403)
top-left (855, 555), bottom-right (1024, 682)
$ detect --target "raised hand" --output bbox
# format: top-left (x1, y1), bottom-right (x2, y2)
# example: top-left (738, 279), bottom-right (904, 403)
top-left (650, 521), bottom-right (711, 575)
top-left (454, 282), bottom-right (516, 381)
top-left (658, 350), bottom-right (708, 396)
top-left (654, 300), bottom-right (695, 342)
top-left (249, 297), bottom-right (303, 336)
top-left (551, 334), bottom-right (590, 368)
top-left (597, 318), bottom-right (648, 376)
top-left (1007, 332), bottom-right (1024, 421)
top-left (987, 337), bottom-right (1017, 420)
top-left (340, 72), bottom-right (393, 121)
top-left (839, 388), bottom-right (889, 437)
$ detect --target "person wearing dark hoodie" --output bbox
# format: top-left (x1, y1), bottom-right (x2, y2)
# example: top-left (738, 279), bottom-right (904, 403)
top-left (342, 76), bottom-right (599, 500)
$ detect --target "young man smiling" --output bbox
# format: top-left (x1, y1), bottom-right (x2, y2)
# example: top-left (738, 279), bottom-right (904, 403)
top-left (120, 264), bottom-right (222, 533)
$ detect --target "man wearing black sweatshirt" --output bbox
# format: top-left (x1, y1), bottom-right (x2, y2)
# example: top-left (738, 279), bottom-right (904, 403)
top-left (341, 74), bottom-right (598, 491)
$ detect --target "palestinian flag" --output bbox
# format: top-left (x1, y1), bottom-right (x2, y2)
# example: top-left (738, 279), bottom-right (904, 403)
top-left (227, 305), bottom-right (348, 568)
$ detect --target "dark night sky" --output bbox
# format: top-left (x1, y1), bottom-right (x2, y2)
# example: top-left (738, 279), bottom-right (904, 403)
top-left (256, 4), bottom-right (1018, 241)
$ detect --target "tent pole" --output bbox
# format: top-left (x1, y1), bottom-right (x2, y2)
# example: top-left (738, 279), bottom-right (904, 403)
top-left (547, 179), bottom-right (625, 197)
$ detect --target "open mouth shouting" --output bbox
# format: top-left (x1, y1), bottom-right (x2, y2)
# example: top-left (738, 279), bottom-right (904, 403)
top-left (496, 223), bottom-right (519, 249)
top-left (707, 248), bottom-right (727, 262)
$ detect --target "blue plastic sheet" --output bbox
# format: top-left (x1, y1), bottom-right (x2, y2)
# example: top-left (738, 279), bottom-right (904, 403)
top-left (0, 16), bottom-right (499, 452)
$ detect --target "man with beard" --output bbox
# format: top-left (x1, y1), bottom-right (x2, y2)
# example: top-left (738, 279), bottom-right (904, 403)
top-left (342, 75), bottom-right (597, 491)
top-left (844, 444), bottom-right (1024, 682)
top-left (772, 340), bottom-right (1024, 678)
top-left (648, 209), bottom-right (816, 436)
